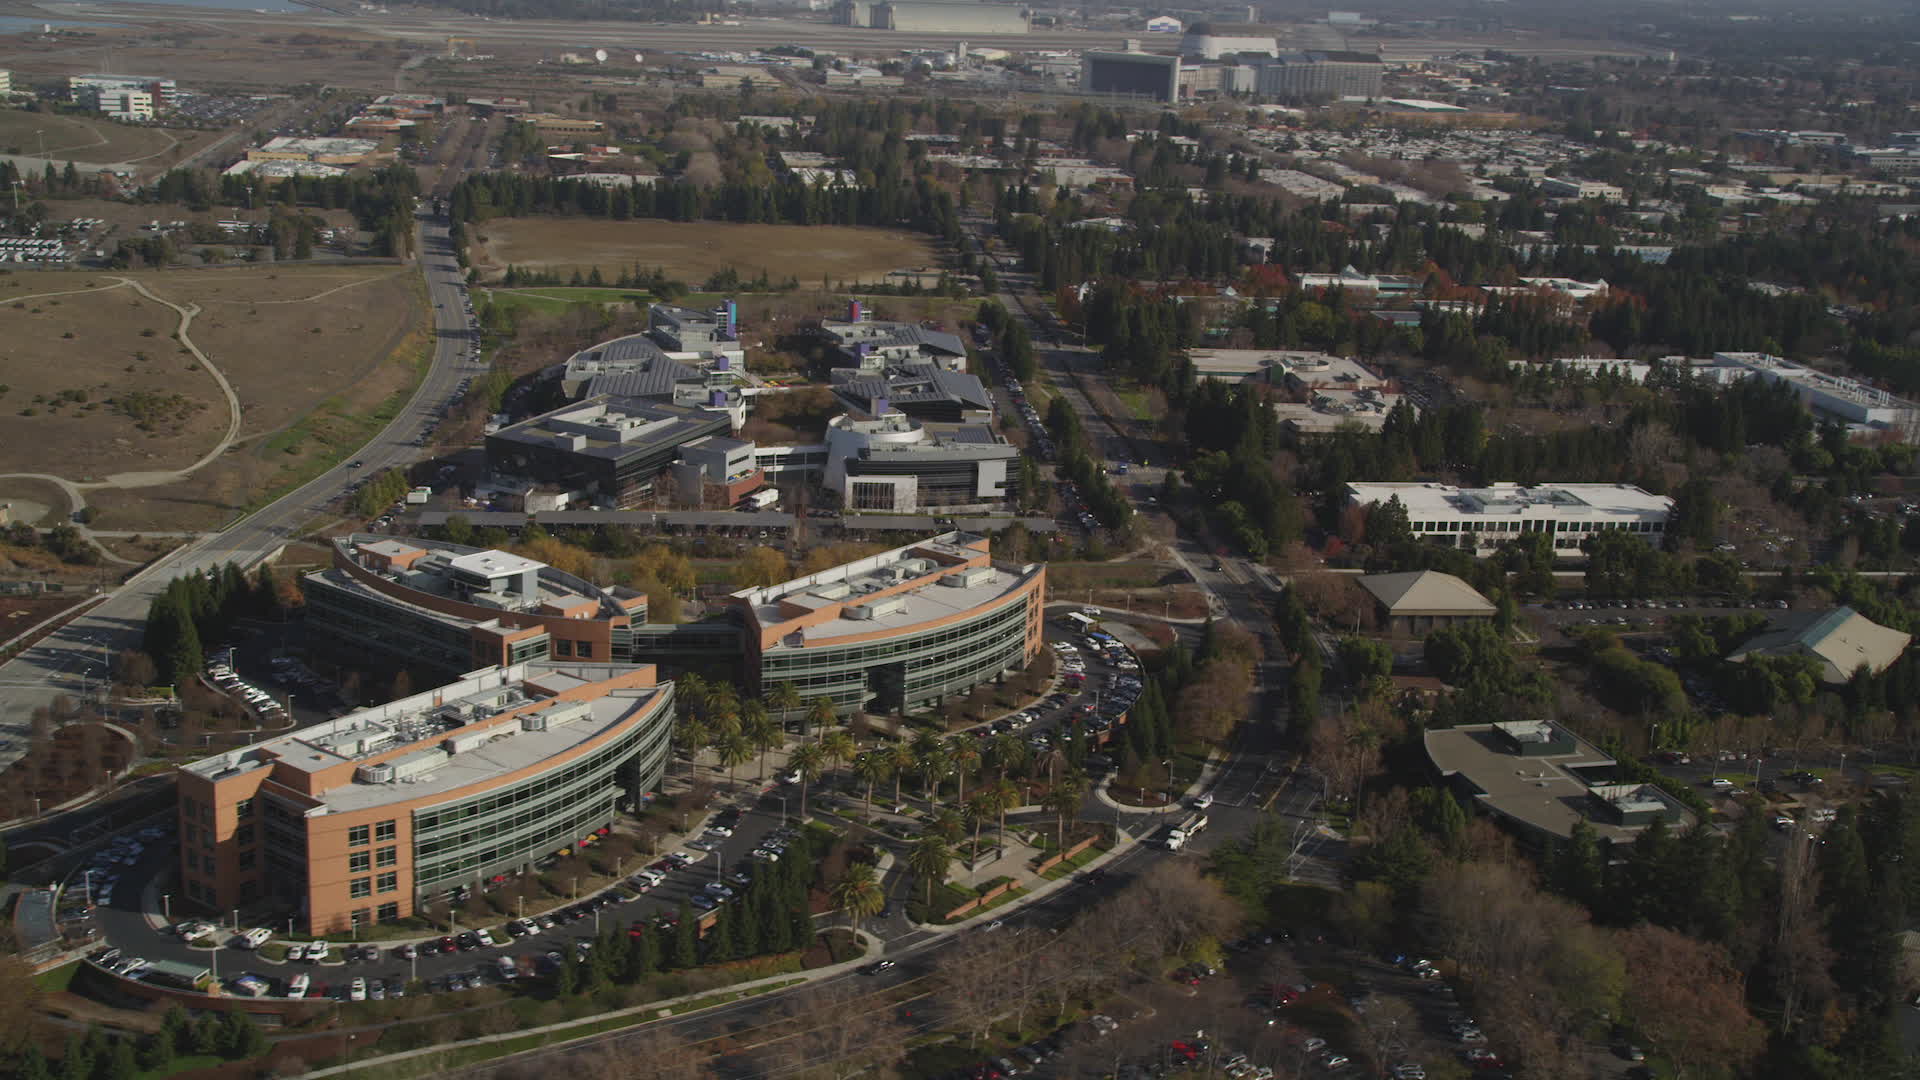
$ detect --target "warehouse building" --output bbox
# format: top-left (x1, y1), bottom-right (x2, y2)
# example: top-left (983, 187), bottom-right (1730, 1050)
top-left (174, 662), bottom-right (677, 934)
top-left (1082, 49), bottom-right (1183, 102)
top-left (1345, 482), bottom-right (1673, 556)
top-left (1255, 50), bottom-right (1384, 100)
top-left (841, 0), bottom-right (1028, 31)
top-left (730, 530), bottom-right (1045, 712)
top-left (487, 397), bottom-right (735, 508)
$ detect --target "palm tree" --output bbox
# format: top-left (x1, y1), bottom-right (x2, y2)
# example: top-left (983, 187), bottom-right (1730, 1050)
top-left (788, 741), bottom-right (826, 820)
top-left (716, 732), bottom-right (753, 792)
top-left (706, 681), bottom-right (741, 723)
top-left (674, 715), bottom-right (712, 775)
top-left (821, 729), bottom-right (857, 779)
top-left (914, 739), bottom-right (948, 805)
top-left (946, 736), bottom-right (982, 805)
top-left (988, 777), bottom-right (1021, 853)
top-left (1035, 745), bottom-right (1067, 786)
top-left (804, 696), bottom-right (838, 738)
top-left (830, 862), bottom-right (885, 937)
top-left (853, 751), bottom-right (893, 820)
top-left (677, 671), bottom-right (711, 719)
top-left (907, 833), bottom-right (954, 907)
top-left (709, 704), bottom-right (742, 742)
top-left (1044, 775), bottom-right (1086, 851)
top-left (887, 743), bottom-right (916, 807)
top-left (988, 732), bottom-right (1028, 779)
top-left (963, 792), bottom-right (996, 881)
top-left (743, 703), bottom-right (781, 784)
top-left (928, 806), bottom-right (965, 845)
top-left (767, 680), bottom-right (803, 730)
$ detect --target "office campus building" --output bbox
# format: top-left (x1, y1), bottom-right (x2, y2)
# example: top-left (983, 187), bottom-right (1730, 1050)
top-left (815, 307), bottom-right (969, 372)
top-left (487, 397), bottom-right (736, 509)
top-left (1345, 482), bottom-right (1674, 555)
top-left (830, 364), bottom-right (994, 423)
top-left (730, 531), bottom-right (1045, 711)
top-left (823, 411), bottom-right (1020, 513)
top-left (557, 305), bottom-right (747, 420)
top-left (303, 535), bottom-right (670, 672)
top-left (307, 530), bottom-right (1043, 714)
top-left (175, 662), bottom-right (676, 934)
top-left (69, 74), bottom-right (175, 117)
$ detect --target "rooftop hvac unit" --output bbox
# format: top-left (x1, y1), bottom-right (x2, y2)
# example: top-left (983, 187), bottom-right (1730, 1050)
top-left (811, 581), bottom-right (852, 600)
top-left (356, 763), bottom-right (396, 784)
top-left (845, 595), bottom-right (908, 621)
top-left (898, 557), bottom-right (935, 575)
top-left (444, 729), bottom-right (493, 755)
top-left (940, 566), bottom-right (994, 588)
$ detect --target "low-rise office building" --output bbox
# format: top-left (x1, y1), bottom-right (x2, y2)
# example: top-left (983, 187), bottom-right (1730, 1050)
top-left (303, 535), bottom-right (656, 672)
top-left (1359, 570), bottom-right (1496, 635)
top-left (830, 364), bottom-right (994, 423)
top-left (815, 309), bottom-right (968, 371)
top-left (175, 662), bottom-right (676, 934)
top-left (1728, 606), bottom-right (1912, 683)
top-left (1426, 720), bottom-right (1691, 844)
top-left (730, 531), bottom-right (1045, 712)
top-left (487, 397), bottom-right (735, 508)
top-left (1346, 482), bottom-right (1673, 555)
top-left (557, 332), bottom-right (745, 421)
top-left (823, 412), bottom-right (1019, 514)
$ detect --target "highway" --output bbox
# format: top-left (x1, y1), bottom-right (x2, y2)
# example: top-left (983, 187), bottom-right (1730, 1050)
top-left (0, 204), bottom-right (481, 772)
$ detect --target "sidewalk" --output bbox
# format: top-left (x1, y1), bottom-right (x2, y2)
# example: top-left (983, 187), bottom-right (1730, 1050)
top-left (299, 927), bottom-right (887, 1079)
top-left (1092, 750), bottom-right (1223, 817)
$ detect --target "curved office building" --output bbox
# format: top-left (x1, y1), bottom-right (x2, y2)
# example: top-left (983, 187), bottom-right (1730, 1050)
top-left (731, 531), bottom-right (1047, 714)
top-left (175, 663), bottom-right (675, 935)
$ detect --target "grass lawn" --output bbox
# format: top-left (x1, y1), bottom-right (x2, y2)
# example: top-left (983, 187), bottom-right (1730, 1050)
top-left (1039, 843), bottom-right (1107, 881)
top-left (1113, 384), bottom-right (1154, 424)
top-left (34, 961), bottom-right (79, 992)
top-left (134, 1055), bottom-right (224, 1080)
top-left (474, 220), bottom-right (934, 288)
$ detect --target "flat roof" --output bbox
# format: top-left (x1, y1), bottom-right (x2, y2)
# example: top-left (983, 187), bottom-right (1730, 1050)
top-left (1347, 482), bottom-right (1674, 518)
top-left (447, 550), bottom-right (544, 579)
top-left (1425, 723), bottom-right (1691, 842)
top-left (490, 396), bottom-right (730, 462)
top-left (183, 663), bottom-right (666, 814)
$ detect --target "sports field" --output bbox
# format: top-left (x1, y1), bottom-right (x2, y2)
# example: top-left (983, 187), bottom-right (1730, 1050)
top-left (474, 220), bottom-right (937, 288)
top-left (0, 109), bottom-right (184, 166)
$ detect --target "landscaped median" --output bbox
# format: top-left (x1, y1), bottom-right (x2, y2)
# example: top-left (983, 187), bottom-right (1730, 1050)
top-left (303, 971), bottom-right (816, 1078)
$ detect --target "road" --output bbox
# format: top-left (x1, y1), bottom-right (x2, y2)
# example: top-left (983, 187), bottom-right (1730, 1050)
top-left (0, 208), bottom-right (480, 772)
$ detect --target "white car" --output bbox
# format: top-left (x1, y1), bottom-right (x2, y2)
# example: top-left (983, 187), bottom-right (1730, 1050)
top-left (475, 928), bottom-right (497, 947)
top-left (176, 921), bottom-right (216, 942)
top-left (237, 927), bottom-right (272, 949)
top-left (349, 977), bottom-right (367, 1001)
top-left (306, 940), bottom-right (331, 963)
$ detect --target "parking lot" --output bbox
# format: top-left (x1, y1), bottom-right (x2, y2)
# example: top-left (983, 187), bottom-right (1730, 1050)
top-left (78, 792), bottom-right (809, 1004)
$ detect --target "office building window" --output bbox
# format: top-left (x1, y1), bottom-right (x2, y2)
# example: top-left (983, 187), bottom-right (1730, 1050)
top-left (376, 846), bottom-right (398, 868)
top-left (377, 872), bottom-right (398, 893)
top-left (352, 908), bottom-right (371, 927)
top-left (236, 798), bottom-right (254, 820)
top-left (236, 824), bottom-right (255, 848)
top-left (555, 639), bottom-right (573, 657)
top-left (350, 852), bottom-right (371, 873)
top-left (349, 825), bottom-right (370, 846)
top-left (350, 878), bottom-right (372, 899)
top-left (377, 902), bottom-right (400, 921)
top-left (238, 851), bottom-right (255, 871)
top-left (577, 641), bottom-right (593, 659)
top-left (376, 820), bottom-right (397, 842)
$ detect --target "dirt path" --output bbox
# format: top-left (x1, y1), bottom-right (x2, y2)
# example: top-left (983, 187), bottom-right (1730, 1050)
top-left (199, 270), bottom-right (402, 306)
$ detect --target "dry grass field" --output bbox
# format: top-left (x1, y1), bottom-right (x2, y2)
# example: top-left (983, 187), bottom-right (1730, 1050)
top-left (0, 266), bottom-right (424, 532)
top-left (473, 220), bottom-right (938, 288)
top-left (0, 22), bottom-right (416, 95)
top-left (0, 108), bottom-right (183, 165)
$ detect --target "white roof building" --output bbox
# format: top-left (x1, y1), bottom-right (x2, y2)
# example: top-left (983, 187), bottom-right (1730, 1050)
top-left (1346, 482), bottom-right (1673, 556)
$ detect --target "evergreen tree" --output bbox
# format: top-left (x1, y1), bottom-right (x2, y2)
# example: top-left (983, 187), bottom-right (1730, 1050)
top-left (668, 903), bottom-right (697, 969)
top-left (98, 1038), bottom-right (137, 1080)
top-left (705, 902), bottom-right (738, 963)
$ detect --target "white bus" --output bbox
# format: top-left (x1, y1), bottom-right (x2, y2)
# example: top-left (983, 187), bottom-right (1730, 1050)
top-left (1063, 611), bottom-right (1096, 633)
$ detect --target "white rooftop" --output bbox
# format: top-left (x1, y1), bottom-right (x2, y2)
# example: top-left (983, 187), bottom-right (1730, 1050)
top-left (1347, 482), bottom-right (1673, 519)
top-left (448, 550), bottom-right (545, 579)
